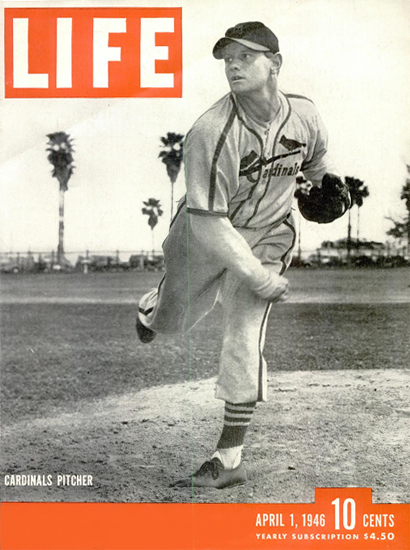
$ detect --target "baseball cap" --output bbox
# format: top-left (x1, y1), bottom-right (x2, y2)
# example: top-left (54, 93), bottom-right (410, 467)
top-left (213, 22), bottom-right (280, 59)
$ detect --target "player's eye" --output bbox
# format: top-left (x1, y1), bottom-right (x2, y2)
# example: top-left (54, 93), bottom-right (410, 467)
top-left (224, 56), bottom-right (233, 64)
top-left (241, 53), bottom-right (253, 63)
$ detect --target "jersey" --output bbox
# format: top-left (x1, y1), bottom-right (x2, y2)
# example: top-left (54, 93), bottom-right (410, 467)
top-left (185, 90), bottom-right (336, 229)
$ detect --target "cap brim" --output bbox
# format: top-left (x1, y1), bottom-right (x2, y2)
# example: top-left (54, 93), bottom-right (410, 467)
top-left (213, 37), bottom-right (270, 59)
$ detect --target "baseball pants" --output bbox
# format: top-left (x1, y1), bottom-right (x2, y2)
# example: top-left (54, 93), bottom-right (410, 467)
top-left (139, 199), bottom-right (296, 403)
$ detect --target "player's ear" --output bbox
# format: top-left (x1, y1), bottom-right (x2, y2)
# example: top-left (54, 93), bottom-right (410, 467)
top-left (272, 52), bottom-right (283, 74)
top-left (267, 52), bottom-right (282, 75)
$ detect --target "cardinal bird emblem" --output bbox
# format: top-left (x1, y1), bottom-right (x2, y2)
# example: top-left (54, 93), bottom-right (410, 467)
top-left (279, 135), bottom-right (306, 151)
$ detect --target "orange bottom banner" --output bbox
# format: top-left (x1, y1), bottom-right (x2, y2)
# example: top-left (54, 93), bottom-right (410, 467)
top-left (1, 488), bottom-right (409, 550)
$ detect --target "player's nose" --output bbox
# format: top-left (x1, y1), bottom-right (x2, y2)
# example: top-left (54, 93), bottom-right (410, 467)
top-left (226, 57), bottom-right (241, 70)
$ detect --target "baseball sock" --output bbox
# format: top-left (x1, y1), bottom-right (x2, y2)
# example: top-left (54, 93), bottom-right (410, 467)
top-left (212, 401), bottom-right (256, 469)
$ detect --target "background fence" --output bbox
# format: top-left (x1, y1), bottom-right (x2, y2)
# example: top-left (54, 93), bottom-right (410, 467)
top-left (0, 242), bottom-right (408, 274)
top-left (0, 249), bottom-right (165, 274)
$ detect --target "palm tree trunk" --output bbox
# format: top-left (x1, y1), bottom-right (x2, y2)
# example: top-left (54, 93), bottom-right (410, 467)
top-left (57, 188), bottom-right (65, 265)
top-left (170, 183), bottom-right (174, 223)
top-left (297, 211), bottom-right (302, 261)
top-left (347, 208), bottom-right (352, 261)
top-left (151, 228), bottom-right (155, 255)
top-left (407, 217), bottom-right (410, 256)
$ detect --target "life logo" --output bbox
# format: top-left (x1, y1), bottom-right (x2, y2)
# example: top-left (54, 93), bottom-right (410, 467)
top-left (4, 8), bottom-right (182, 98)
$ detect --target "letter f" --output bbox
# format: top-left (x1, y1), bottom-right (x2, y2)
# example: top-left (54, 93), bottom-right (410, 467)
top-left (93, 18), bottom-right (126, 88)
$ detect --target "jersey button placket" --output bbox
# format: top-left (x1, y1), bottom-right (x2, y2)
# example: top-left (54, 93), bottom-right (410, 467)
top-left (262, 125), bottom-right (272, 180)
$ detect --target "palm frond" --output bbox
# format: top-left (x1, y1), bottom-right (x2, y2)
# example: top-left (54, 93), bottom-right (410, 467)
top-left (46, 131), bottom-right (75, 190)
top-left (141, 198), bottom-right (163, 231)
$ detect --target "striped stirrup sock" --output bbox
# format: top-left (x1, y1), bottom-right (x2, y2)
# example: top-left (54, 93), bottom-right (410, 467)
top-left (216, 401), bottom-right (256, 449)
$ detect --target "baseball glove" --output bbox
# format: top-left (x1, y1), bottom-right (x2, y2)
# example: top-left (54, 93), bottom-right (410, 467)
top-left (297, 173), bottom-right (350, 224)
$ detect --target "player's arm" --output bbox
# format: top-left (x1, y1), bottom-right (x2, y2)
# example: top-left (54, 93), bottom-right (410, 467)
top-left (301, 107), bottom-right (338, 186)
top-left (185, 114), bottom-right (287, 302)
top-left (189, 214), bottom-right (288, 302)
top-left (298, 106), bottom-right (350, 223)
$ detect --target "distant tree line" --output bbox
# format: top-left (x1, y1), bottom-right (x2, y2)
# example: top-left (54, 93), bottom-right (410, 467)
top-left (386, 165), bottom-right (410, 254)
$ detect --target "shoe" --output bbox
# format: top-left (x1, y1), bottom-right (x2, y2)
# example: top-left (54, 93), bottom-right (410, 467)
top-left (169, 457), bottom-right (247, 489)
top-left (136, 316), bottom-right (156, 344)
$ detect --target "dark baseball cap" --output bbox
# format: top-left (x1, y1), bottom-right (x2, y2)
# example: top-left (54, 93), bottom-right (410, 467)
top-left (213, 22), bottom-right (280, 59)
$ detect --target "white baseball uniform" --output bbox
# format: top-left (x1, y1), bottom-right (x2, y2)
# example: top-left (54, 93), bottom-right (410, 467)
top-left (139, 90), bottom-right (335, 403)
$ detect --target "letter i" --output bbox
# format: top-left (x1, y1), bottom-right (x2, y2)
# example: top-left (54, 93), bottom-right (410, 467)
top-left (57, 18), bottom-right (72, 88)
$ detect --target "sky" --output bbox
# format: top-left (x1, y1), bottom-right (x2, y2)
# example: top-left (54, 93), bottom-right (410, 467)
top-left (1, 0), bottom-right (410, 260)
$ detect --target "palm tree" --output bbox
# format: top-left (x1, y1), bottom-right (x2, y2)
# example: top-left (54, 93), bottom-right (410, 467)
top-left (142, 198), bottom-right (163, 253)
top-left (354, 182), bottom-right (369, 244)
top-left (46, 132), bottom-right (75, 266)
top-left (344, 176), bottom-right (369, 259)
top-left (159, 132), bottom-right (184, 221)
top-left (387, 165), bottom-right (410, 254)
top-left (294, 175), bottom-right (310, 263)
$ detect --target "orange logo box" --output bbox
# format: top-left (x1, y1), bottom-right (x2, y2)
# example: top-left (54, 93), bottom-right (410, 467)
top-left (4, 7), bottom-right (182, 98)
top-left (1, 488), bottom-right (409, 550)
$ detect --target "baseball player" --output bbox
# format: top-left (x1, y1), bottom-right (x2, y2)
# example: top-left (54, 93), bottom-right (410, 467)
top-left (137, 22), bottom-right (350, 488)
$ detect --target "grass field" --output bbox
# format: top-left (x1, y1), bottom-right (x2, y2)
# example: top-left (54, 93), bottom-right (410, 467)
top-left (1, 268), bottom-right (409, 504)
top-left (1, 266), bottom-right (409, 303)
top-left (1, 268), bottom-right (409, 424)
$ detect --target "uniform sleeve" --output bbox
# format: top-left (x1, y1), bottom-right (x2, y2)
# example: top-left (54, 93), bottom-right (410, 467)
top-left (301, 106), bottom-right (338, 185)
top-left (185, 114), bottom-right (239, 217)
top-left (190, 215), bottom-right (282, 293)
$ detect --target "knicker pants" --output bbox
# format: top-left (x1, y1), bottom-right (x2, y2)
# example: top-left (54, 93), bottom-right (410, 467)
top-left (139, 201), bottom-right (296, 403)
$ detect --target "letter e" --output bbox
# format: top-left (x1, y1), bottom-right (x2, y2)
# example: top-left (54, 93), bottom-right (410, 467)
top-left (140, 18), bottom-right (174, 88)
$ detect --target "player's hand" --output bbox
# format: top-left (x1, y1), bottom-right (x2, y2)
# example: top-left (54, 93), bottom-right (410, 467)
top-left (251, 271), bottom-right (289, 303)
top-left (274, 277), bottom-right (289, 302)
top-left (264, 274), bottom-right (289, 303)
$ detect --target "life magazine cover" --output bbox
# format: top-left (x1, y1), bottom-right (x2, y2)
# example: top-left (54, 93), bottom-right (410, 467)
top-left (0, 1), bottom-right (409, 549)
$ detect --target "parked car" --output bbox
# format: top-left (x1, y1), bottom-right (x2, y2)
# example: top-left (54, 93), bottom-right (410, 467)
top-left (0, 259), bottom-right (20, 273)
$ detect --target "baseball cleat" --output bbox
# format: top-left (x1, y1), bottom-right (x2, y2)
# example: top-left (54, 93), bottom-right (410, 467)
top-left (136, 316), bottom-right (157, 343)
top-left (169, 457), bottom-right (247, 489)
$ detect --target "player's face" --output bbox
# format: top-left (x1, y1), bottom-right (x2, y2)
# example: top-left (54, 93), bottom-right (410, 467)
top-left (223, 42), bottom-right (274, 95)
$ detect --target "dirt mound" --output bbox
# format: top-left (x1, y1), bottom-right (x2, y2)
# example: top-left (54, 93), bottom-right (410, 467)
top-left (2, 369), bottom-right (409, 504)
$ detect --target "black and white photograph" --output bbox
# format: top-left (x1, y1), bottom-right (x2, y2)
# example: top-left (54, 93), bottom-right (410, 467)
top-left (1, 0), bottom-right (409, 533)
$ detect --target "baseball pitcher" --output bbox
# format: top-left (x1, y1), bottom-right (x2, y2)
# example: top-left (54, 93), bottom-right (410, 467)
top-left (137, 21), bottom-right (350, 489)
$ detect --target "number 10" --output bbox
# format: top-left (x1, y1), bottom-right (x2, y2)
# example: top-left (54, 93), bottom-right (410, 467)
top-left (332, 498), bottom-right (356, 530)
